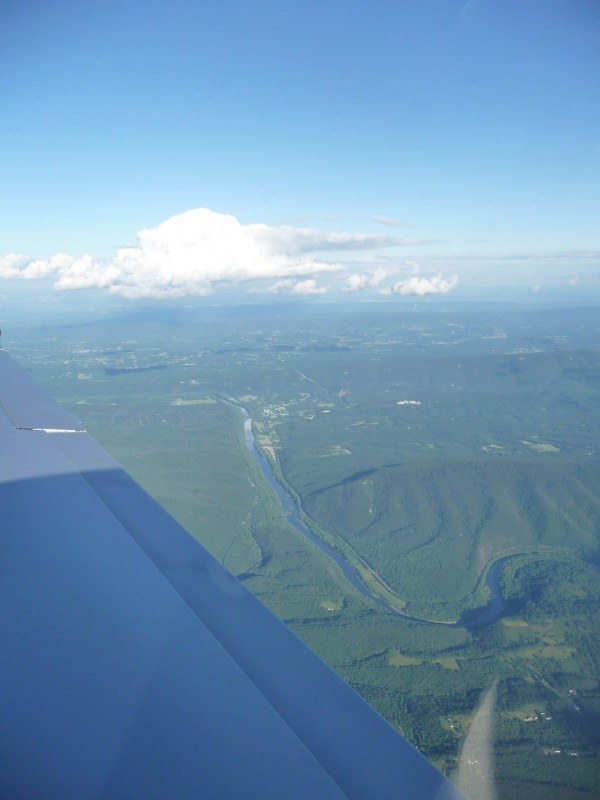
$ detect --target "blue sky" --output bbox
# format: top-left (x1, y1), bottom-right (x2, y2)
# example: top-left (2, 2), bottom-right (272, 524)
top-left (1, 0), bottom-right (599, 301)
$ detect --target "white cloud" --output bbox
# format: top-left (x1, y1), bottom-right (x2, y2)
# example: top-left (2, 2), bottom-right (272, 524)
top-left (0, 208), bottom-right (439, 299)
top-left (266, 278), bottom-right (328, 295)
top-left (344, 268), bottom-right (388, 291)
top-left (2, 209), bottom-right (347, 299)
top-left (265, 279), bottom-right (293, 293)
top-left (380, 273), bottom-right (458, 296)
top-left (292, 279), bottom-right (328, 295)
top-left (95, 210), bottom-right (344, 297)
top-left (0, 253), bottom-right (56, 280)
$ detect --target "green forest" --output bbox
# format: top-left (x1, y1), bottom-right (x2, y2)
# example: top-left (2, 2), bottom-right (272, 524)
top-left (11, 301), bottom-right (600, 798)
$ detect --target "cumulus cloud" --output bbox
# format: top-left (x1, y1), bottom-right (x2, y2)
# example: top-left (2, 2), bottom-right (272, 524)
top-left (380, 273), bottom-right (458, 296)
top-left (0, 253), bottom-right (57, 280)
top-left (0, 208), bottom-right (440, 299)
top-left (344, 268), bottom-right (388, 291)
top-left (266, 278), bottom-right (328, 295)
top-left (292, 279), bottom-right (328, 295)
top-left (2, 209), bottom-right (347, 299)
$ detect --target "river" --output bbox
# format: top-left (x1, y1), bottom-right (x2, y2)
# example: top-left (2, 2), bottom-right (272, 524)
top-left (239, 406), bottom-right (508, 631)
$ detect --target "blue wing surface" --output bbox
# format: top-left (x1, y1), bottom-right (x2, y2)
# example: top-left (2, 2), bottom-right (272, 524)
top-left (0, 350), bottom-right (463, 799)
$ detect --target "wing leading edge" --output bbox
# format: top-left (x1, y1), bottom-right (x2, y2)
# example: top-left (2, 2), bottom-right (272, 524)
top-left (0, 350), bottom-right (463, 799)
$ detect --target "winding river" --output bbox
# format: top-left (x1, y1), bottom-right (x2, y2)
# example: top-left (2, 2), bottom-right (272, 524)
top-left (239, 406), bottom-right (508, 631)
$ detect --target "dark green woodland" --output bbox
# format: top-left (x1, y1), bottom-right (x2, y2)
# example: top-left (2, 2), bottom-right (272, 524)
top-left (12, 300), bottom-right (600, 798)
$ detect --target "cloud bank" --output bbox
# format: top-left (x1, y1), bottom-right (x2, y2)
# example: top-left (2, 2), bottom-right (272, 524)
top-left (0, 207), bottom-right (458, 299)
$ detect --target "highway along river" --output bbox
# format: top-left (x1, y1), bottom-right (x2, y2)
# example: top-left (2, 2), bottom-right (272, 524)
top-left (237, 404), bottom-right (509, 632)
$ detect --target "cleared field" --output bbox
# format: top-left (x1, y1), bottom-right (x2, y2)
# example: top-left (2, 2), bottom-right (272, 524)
top-left (389, 652), bottom-right (422, 667)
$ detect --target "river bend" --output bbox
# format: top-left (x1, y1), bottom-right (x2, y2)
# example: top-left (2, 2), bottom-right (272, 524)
top-left (238, 405), bottom-right (507, 631)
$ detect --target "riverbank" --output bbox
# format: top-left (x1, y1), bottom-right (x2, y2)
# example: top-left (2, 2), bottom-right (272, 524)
top-left (231, 400), bottom-right (526, 631)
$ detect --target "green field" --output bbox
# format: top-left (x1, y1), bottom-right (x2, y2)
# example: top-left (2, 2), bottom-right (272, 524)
top-left (9, 301), bottom-right (600, 798)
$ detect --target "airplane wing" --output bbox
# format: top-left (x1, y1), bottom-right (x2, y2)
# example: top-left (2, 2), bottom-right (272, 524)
top-left (0, 349), bottom-right (463, 799)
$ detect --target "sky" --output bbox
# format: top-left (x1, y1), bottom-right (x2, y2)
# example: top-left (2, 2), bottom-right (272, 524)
top-left (1, 0), bottom-right (599, 304)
